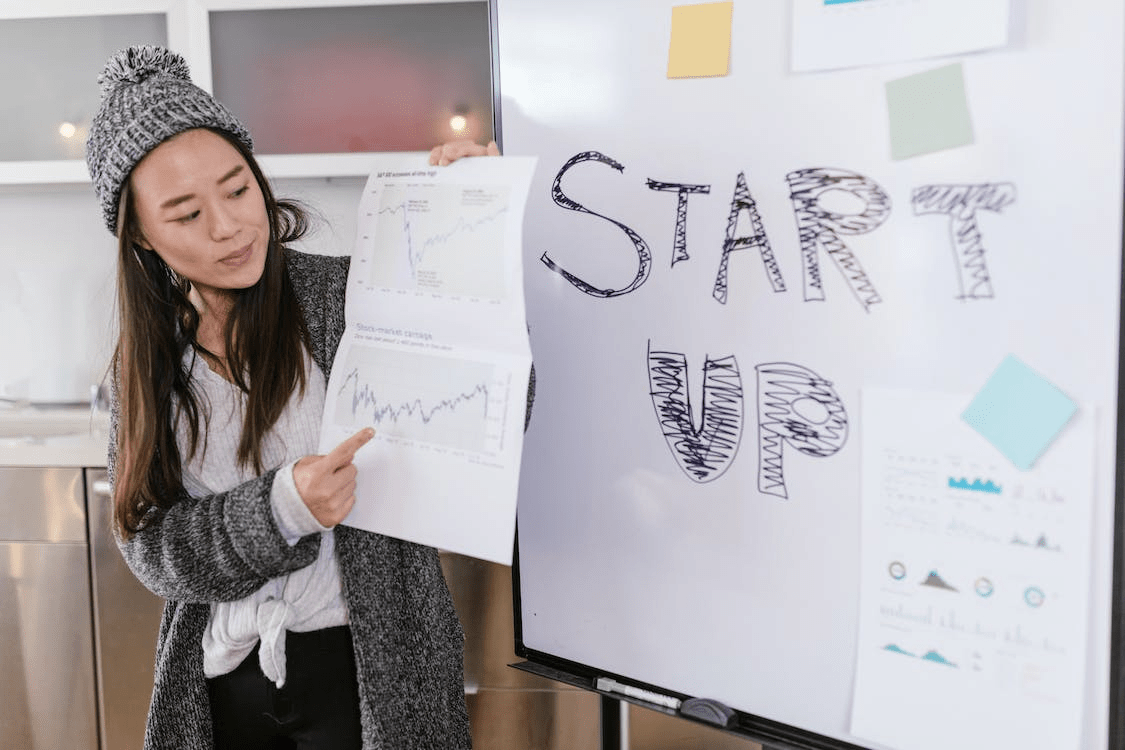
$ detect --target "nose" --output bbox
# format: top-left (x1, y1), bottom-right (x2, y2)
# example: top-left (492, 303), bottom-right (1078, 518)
top-left (208, 200), bottom-right (238, 241)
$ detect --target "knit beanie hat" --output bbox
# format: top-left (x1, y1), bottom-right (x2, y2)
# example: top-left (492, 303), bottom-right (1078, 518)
top-left (86, 45), bottom-right (254, 236)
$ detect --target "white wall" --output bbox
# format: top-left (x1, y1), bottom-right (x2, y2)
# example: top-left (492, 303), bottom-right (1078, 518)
top-left (0, 184), bottom-right (116, 402)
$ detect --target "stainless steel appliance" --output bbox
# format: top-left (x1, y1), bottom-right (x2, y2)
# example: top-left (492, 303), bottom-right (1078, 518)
top-left (0, 467), bottom-right (98, 749)
top-left (0, 467), bottom-right (164, 750)
top-left (85, 469), bottom-right (165, 750)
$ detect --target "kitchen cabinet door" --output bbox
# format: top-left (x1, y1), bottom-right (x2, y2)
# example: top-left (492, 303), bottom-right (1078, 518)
top-left (0, 9), bottom-right (167, 182)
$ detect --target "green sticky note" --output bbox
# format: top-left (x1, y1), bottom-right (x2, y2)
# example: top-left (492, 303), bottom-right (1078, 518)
top-left (886, 62), bottom-right (974, 160)
top-left (962, 355), bottom-right (1077, 471)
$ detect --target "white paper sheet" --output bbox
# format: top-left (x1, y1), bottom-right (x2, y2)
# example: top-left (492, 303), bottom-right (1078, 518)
top-left (319, 154), bottom-right (536, 565)
top-left (791, 0), bottom-right (1010, 73)
top-left (851, 388), bottom-right (1093, 750)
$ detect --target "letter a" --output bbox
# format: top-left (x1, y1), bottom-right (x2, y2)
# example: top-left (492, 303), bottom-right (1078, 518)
top-left (714, 172), bottom-right (785, 304)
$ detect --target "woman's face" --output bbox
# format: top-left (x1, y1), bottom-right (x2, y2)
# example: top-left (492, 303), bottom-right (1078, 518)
top-left (129, 128), bottom-right (270, 311)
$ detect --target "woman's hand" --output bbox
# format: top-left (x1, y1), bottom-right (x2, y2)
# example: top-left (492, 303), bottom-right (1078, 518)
top-left (429, 139), bottom-right (500, 166)
top-left (293, 428), bottom-right (375, 527)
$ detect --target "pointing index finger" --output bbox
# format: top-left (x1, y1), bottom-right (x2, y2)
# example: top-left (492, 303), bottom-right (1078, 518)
top-left (326, 427), bottom-right (375, 469)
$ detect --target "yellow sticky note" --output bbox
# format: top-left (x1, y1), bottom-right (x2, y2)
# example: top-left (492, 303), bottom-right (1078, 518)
top-left (667, 2), bottom-right (733, 78)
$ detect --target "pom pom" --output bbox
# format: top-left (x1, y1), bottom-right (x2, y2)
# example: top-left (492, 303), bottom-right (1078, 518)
top-left (97, 45), bottom-right (192, 98)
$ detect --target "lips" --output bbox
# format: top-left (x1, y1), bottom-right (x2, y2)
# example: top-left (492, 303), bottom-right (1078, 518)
top-left (219, 241), bottom-right (254, 266)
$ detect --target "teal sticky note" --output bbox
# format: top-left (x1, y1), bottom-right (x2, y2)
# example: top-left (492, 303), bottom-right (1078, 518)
top-left (886, 62), bottom-right (974, 160)
top-left (962, 355), bottom-right (1077, 471)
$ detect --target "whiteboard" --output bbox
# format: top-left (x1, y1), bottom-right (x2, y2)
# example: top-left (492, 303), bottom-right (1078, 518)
top-left (498, 2), bottom-right (1124, 748)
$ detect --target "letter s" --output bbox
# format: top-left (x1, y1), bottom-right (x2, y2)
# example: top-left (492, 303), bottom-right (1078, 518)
top-left (540, 151), bottom-right (652, 298)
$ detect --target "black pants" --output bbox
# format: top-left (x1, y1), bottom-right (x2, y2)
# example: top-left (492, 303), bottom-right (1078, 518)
top-left (207, 626), bottom-right (362, 750)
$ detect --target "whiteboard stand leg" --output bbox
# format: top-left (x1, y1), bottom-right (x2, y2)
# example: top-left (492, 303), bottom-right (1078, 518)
top-left (600, 695), bottom-right (628, 750)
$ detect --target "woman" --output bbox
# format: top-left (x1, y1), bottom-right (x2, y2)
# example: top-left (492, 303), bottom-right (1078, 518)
top-left (86, 44), bottom-right (498, 750)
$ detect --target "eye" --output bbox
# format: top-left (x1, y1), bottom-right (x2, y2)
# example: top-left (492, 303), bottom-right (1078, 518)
top-left (176, 210), bottom-right (200, 224)
top-left (230, 184), bottom-right (250, 198)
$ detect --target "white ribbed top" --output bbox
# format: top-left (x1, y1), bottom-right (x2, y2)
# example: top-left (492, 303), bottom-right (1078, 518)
top-left (176, 350), bottom-right (347, 687)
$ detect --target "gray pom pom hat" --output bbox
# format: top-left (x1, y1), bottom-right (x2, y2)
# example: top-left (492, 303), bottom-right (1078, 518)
top-left (85, 45), bottom-right (253, 236)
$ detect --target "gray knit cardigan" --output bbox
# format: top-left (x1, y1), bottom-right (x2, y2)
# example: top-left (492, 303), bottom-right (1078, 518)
top-left (109, 249), bottom-right (473, 750)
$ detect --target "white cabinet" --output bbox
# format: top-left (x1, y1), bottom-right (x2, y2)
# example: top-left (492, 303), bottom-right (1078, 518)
top-left (0, 5), bottom-right (169, 183)
top-left (0, 0), bottom-right (494, 183)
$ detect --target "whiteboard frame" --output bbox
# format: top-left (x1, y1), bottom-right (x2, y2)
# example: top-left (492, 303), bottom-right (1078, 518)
top-left (1110, 221), bottom-right (1125, 748)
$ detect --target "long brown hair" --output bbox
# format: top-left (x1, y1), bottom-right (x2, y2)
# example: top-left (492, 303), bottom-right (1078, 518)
top-left (112, 127), bottom-right (311, 537)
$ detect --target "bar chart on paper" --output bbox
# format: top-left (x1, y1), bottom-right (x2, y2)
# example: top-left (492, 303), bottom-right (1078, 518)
top-left (365, 182), bottom-right (511, 299)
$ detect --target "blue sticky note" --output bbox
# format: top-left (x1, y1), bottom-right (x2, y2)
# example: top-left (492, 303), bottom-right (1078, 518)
top-left (962, 355), bottom-right (1077, 470)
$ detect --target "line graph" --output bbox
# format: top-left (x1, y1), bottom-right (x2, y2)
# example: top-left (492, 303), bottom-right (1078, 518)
top-left (366, 183), bottom-right (510, 298)
top-left (333, 345), bottom-right (507, 454)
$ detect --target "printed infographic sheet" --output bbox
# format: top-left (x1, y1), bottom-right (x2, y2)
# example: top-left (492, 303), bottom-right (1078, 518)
top-left (320, 153), bottom-right (536, 565)
top-left (791, 0), bottom-right (1009, 72)
top-left (850, 388), bottom-right (1094, 750)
